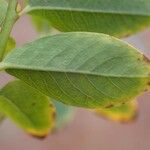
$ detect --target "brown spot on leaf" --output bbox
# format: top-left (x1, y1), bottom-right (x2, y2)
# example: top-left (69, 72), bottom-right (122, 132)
top-left (119, 111), bottom-right (139, 124)
top-left (52, 111), bottom-right (56, 120)
top-left (105, 104), bottom-right (114, 109)
top-left (32, 102), bottom-right (36, 106)
top-left (31, 134), bottom-right (48, 140)
top-left (137, 58), bottom-right (141, 61)
top-left (49, 103), bottom-right (53, 108)
top-left (147, 82), bottom-right (150, 86)
top-left (143, 55), bottom-right (150, 63)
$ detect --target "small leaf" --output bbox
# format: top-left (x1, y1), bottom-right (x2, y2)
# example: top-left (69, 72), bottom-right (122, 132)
top-left (1, 32), bottom-right (150, 108)
top-left (95, 101), bottom-right (137, 122)
top-left (4, 37), bottom-right (16, 57)
top-left (26, 0), bottom-right (150, 37)
top-left (53, 100), bottom-right (75, 130)
top-left (0, 80), bottom-right (55, 137)
top-left (31, 14), bottom-right (52, 33)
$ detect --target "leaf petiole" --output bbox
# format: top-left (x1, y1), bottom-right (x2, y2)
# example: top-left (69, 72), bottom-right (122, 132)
top-left (0, 0), bottom-right (18, 61)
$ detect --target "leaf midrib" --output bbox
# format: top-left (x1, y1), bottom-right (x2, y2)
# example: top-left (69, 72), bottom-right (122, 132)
top-left (1, 62), bottom-right (150, 78)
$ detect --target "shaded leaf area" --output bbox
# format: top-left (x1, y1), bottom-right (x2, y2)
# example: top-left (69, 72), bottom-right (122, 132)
top-left (0, 112), bottom-right (4, 124)
top-left (30, 14), bottom-right (52, 33)
top-left (53, 100), bottom-right (75, 130)
top-left (5, 37), bottom-right (16, 57)
top-left (95, 101), bottom-right (137, 123)
top-left (0, 80), bottom-right (55, 137)
top-left (1, 32), bottom-right (150, 108)
top-left (27, 0), bottom-right (150, 37)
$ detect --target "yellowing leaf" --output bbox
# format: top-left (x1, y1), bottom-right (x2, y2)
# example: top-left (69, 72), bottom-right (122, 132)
top-left (95, 101), bottom-right (137, 123)
top-left (0, 80), bottom-right (55, 137)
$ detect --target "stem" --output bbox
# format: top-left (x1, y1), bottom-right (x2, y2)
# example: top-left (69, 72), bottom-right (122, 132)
top-left (0, 0), bottom-right (18, 61)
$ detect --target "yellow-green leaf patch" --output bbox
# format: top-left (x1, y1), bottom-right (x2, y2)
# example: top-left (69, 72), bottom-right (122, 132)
top-left (95, 101), bottom-right (137, 122)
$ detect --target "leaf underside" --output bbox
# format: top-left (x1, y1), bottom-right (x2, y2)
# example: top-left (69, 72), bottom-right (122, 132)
top-left (27, 0), bottom-right (150, 37)
top-left (1, 32), bottom-right (150, 108)
top-left (0, 80), bottom-right (55, 137)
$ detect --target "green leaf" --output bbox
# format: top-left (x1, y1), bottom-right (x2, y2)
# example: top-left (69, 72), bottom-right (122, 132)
top-left (0, 80), bottom-right (55, 137)
top-left (0, 0), bottom-right (7, 25)
top-left (53, 100), bottom-right (75, 130)
top-left (26, 0), bottom-right (150, 37)
top-left (95, 101), bottom-right (137, 122)
top-left (1, 32), bottom-right (150, 108)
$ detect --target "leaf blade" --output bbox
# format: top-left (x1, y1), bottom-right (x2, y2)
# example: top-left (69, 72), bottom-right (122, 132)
top-left (1, 32), bottom-right (150, 108)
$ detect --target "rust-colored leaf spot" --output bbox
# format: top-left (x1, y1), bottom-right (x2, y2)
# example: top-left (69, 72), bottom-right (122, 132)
top-left (31, 134), bottom-right (48, 140)
top-left (143, 55), bottom-right (150, 63)
top-left (32, 102), bottom-right (36, 106)
top-left (105, 104), bottom-right (114, 109)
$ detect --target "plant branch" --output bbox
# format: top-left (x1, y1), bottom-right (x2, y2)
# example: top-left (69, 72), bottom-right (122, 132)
top-left (0, 0), bottom-right (18, 61)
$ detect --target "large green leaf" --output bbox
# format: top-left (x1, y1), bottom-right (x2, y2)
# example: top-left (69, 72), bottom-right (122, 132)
top-left (0, 80), bottom-right (55, 137)
top-left (95, 101), bottom-right (137, 123)
top-left (1, 32), bottom-right (150, 108)
top-left (26, 0), bottom-right (150, 37)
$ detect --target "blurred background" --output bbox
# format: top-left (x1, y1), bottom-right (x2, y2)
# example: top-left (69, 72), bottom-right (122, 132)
top-left (1, 2), bottom-right (150, 150)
